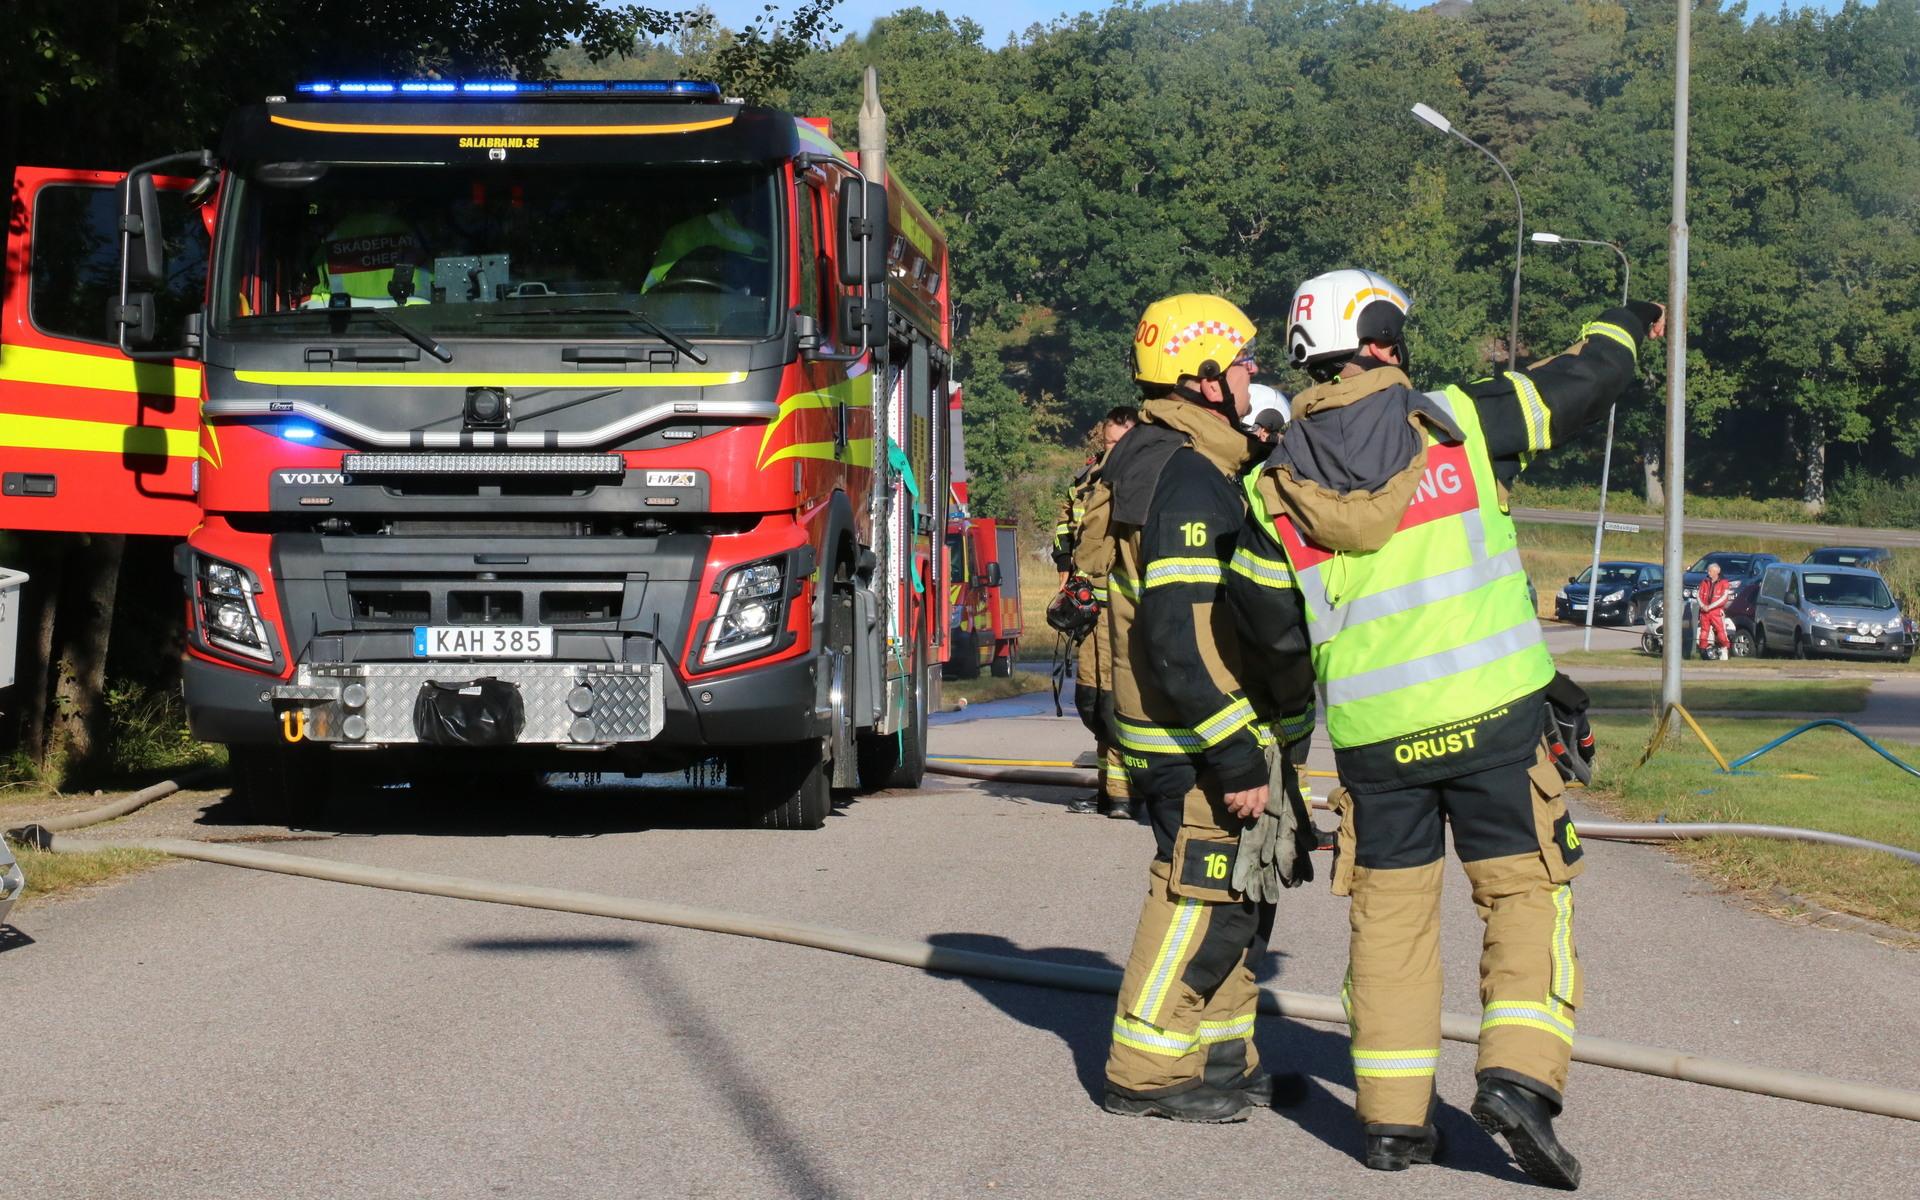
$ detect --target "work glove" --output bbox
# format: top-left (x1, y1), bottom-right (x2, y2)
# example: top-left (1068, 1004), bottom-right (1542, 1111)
top-left (1232, 742), bottom-right (1317, 903)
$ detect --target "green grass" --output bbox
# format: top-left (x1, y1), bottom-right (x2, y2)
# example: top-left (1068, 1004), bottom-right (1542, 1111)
top-left (1553, 647), bottom-right (1918, 674)
top-left (1580, 678), bottom-right (1870, 713)
top-left (1586, 714), bottom-right (1920, 933)
top-left (1511, 480), bottom-right (1820, 524)
top-left (940, 670), bottom-right (1052, 710)
top-left (4, 841), bottom-right (171, 911)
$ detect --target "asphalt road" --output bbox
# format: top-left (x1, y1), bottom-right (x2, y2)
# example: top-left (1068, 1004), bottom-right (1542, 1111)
top-left (1512, 505), bottom-right (1920, 549)
top-left (4, 703), bottom-right (1918, 1199)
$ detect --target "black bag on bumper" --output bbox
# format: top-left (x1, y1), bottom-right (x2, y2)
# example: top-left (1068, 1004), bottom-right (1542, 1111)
top-left (414, 678), bottom-right (526, 747)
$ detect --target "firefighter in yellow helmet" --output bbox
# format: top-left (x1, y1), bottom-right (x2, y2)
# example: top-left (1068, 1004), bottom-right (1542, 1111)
top-left (1241, 267), bottom-right (1664, 1185)
top-left (1098, 294), bottom-right (1304, 1122)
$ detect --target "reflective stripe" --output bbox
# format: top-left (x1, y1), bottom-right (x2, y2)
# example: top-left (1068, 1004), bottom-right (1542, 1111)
top-left (1314, 547), bottom-right (1526, 639)
top-left (1139, 896), bottom-right (1203, 1023)
top-left (1192, 695), bottom-right (1256, 744)
top-left (1505, 371), bottom-right (1551, 452)
top-left (0, 343), bottom-right (199, 398)
top-left (1580, 319), bottom-right (1637, 358)
top-left (1113, 1014), bottom-right (1198, 1057)
top-left (1091, 585), bottom-right (1110, 604)
top-left (1198, 1015), bottom-right (1255, 1044)
top-left (1115, 713), bottom-right (1272, 755)
top-left (1143, 556), bottom-right (1225, 588)
top-left (270, 113), bottom-right (736, 137)
top-left (0, 412), bottom-right (199, 459)
top-left (1352, 1048), bottom-right (1441, 1077)
top-left (1103, 761), bottom-right (1130, 783)
top-left (1549, 885), bottom-right (1577, 1017)
top-left (1482, 1001), bottom-right (1575, 1046)
top-left (1229, 545), bottom-right (1296, 589)
top-left (1324, 619), bottom-right (1544, 708)
top-left (1278, 705), bottom-right (1315, 745)
top-left (1109, 573), bottom-right (1142, 603)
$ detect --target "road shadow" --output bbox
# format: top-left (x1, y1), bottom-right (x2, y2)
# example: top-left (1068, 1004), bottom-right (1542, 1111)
top-left (191, 771), bottom-right (863, 838)
top-left (452, 932), bottom-right (851, 1198)
top-left (0, 925), bottom-right (36, 954)
top-left (924, 931), bottom-right (1519, 1183)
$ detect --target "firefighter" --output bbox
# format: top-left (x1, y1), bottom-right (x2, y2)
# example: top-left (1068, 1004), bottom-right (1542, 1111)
top-left (307, 202), bottom-right (431, 305)
top-left (1247, 268), bottom-right (1663, 1186)
top-left (1100, 294), bottom-right (1288, 1122)
top-left (1054, 406), bottom-right (1139, 818)
top-left (643, 206), bottom-right (772, 294)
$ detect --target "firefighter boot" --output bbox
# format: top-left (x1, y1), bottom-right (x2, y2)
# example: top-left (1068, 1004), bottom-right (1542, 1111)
top-left (1067, 793), bottom-right (1103, 814)
top-left (1472, 1076), bottom-right (1581, 1190)
top-left (1101, 744), bottom-right (1134, 819)
top-left (1364, 1092), bottom-right (1443, 1171)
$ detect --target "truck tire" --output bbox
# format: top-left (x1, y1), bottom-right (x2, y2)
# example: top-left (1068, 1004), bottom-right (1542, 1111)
top-left (945, 629), bottom-right (981, 680)
top-left (732, 741), bottom-right (831, 830)
top-left (989, 647), bottom-right (1013, 677)
top-left (227, 744), bottom-right (332, 828)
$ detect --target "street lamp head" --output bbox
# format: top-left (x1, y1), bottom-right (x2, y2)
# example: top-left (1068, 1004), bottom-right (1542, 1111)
top-left (1410, 103), bottom-right (1452, 134)
top-left (1531, 231), bottom-right (1564, 244)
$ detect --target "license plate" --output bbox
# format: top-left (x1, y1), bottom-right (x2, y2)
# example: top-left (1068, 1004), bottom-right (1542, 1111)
top-left (1845, 634), bottom-right (1877, 644)
top-left (1570, 602), bottom-right (1588, 611)
top-left (413, 625), bottom-right (554, 658)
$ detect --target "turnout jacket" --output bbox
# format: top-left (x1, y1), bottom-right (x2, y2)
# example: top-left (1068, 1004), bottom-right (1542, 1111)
top-left (1102, 397), bottom-right (1267, 793)
top-left (1249, 303), bottom-right (1660, 788)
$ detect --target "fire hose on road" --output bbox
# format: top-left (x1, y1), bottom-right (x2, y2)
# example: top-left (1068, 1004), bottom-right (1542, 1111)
top-left (11, 775), bottom-right (1920, 1125)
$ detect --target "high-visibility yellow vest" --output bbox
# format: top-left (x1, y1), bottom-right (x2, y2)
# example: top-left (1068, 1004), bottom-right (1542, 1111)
top-left (313, 212), bottom-right (428, 301)
top-left (1257, 386), bottom-right (1552, 749)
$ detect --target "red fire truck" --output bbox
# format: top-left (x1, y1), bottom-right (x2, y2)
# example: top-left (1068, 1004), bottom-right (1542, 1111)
top-left (943, 497), bottom-right (1022, 680)
top-left (0, 70), bottom-right (952, 829)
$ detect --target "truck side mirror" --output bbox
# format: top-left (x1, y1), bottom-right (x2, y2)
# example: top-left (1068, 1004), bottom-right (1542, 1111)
top-left (985, 561), bottom-right (1003, 588)
top-left (839, 292), bottom-right (885, 343)
top-left (837, 178), bottom-right (889, 287)
top-left (118, 172), bottom-right (167, 285)
top-left (114, 292), bottom-right (157, 347)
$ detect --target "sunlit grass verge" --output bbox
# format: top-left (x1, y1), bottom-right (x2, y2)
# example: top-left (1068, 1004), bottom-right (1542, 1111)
top-left (1580, 678), bottom-right (1870, 714)
top-left (1585, 714), bottom-right (1920, 933)
top-left (941, 670), bottom-right (1052, 710)
top-left (5, 841), bottom-right (171, 912)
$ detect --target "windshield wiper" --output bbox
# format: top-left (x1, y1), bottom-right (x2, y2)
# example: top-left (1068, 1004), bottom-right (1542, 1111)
top-left (259, 304), bottom-right (453, 363)
top-left (479, 307), bottom-right (708, 365)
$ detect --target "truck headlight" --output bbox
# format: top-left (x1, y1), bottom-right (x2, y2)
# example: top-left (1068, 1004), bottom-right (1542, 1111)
top-left (702, 557), bottom-right (787, 665)
top-left (194, 553), bottom-right (273, 663)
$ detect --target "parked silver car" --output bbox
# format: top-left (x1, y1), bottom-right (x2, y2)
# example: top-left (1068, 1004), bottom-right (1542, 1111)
top-left (1751, 563), bottom-right (1914, 662)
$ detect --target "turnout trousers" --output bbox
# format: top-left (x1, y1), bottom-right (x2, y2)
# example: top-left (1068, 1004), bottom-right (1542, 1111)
top-left (1106, 753), bottom-right (1270, 1096)
top-left (1073, 617), bottom-right (1131, 804)
top-left (1327, 745), bottom-right (1585, 1131)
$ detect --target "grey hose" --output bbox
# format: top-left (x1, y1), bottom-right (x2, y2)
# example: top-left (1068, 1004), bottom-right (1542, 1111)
top-left (4, 772), bottom-right (204, 842)
top-left (51, 833), bottom-right (1920, 1124)
top-left (928, 763), bottom-right (1920, 867)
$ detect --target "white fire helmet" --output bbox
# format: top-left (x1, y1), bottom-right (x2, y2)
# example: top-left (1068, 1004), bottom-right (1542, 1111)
top-left (1285, 269), bottom-right (1411, 374)
top-left (1244, 383), bottom-right (1291, 433)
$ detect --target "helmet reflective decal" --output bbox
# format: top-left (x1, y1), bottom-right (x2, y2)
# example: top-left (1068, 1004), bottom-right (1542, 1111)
top-left (1163, 320), bottom-right (1249, 356)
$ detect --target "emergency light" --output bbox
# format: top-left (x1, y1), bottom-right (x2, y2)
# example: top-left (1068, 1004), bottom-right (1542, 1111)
top-left (293, 80), bottom-right (724, 100)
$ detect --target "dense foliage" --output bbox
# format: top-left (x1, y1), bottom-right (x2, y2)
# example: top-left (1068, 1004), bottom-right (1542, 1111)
top-left (776, 1), bottom-right (1919, 515)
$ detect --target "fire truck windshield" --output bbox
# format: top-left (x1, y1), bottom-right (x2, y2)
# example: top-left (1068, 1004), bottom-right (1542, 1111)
top-left (215, 163), bottom-right (780, 341)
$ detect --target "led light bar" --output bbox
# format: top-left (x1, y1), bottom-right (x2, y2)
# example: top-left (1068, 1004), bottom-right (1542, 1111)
top-left (341, 453), bottom-right (625, 476)
top-left (293, 80), bottom-right (723, 100)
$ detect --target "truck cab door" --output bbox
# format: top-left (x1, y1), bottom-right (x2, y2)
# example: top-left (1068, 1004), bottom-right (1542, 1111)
top-left (1, 167), bottom-right (209, 535)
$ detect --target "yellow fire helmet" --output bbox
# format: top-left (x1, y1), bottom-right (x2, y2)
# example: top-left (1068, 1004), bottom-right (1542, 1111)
top-left (1132, 293), bottom-right (1257, 387)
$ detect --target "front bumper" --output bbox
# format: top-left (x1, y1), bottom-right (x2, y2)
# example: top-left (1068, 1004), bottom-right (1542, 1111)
top-left (1557, 600), bottom-right (1632, 625)
top-left (185, 650), bottom-right (822, 752)
top-left (274, 662), bottom-right (665, 746)
top-left (1810, 630), bottom-right (1912, 658)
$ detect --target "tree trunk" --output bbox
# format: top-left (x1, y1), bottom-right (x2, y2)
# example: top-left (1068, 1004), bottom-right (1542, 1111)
top-left (1800, 414), bottom-right (1826, 512)
top-left (3, 534), bottom-right (68, 771)
top-left (47, 534), bottom-right (125, 779)
top-left (1642, 447), bottom-right (1665, 508)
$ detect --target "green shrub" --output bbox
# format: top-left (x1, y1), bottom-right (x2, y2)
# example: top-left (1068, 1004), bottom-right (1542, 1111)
top-left (1825, 470), bottom-right (1920, 531)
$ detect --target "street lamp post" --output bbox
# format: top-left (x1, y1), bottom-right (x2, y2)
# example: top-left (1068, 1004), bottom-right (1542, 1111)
top-left (1412, 102), bottom-right (1525, 371)
top-left (1533, 231), bottom-right (1631, 651)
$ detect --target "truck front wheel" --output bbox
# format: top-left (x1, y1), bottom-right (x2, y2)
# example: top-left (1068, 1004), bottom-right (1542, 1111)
top-left (227, 744), bottom-right (333, 828)
top-left (732, 740), bottom-right (831, 830)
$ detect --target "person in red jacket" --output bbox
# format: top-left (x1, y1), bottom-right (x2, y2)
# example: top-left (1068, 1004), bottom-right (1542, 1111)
top-left (1696, 561), bottom-right (1733, 660)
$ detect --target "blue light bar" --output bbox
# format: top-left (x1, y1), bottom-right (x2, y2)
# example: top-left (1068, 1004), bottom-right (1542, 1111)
top-left (293, 80), bottom-right (724, 100)
top-left (282, 424), bottom-right (318, 442)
